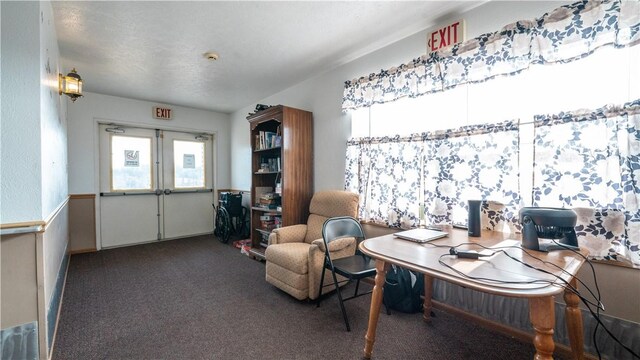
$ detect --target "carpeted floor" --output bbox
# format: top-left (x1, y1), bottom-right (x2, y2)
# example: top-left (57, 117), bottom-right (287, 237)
top-left (53, 235), bottom-right (544, 359)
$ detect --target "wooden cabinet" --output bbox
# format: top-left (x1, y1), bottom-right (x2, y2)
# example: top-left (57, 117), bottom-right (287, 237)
top-left (247, 105), bottom-right (313, 259)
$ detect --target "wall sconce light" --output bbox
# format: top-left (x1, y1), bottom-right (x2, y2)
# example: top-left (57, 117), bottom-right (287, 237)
top-left (59, 68), bottom-right (83, 101)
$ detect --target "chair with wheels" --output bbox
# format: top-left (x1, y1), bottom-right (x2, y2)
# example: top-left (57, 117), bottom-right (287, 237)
top-left (220, 192), bottom-right (248, 236)
top-left (213, 202), bottom-right (232, 243)
top-left (316, 216), bottom-right (388, 331)
top-left (214, 192), bottom-right (248, 243)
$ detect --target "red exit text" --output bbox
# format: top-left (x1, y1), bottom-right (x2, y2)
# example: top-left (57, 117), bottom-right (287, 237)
top-left (428, 20), bottom-right (465, 53)
top-left (153, 106), bottom-right (173, 120)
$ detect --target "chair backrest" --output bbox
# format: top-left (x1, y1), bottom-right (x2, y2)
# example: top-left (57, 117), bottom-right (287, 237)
top-left (304, 191), bottom-right (359, 243)
top-left (321, 216), bottom-right (365, 258)
top-left (220, 192), bottom-right (243, 217)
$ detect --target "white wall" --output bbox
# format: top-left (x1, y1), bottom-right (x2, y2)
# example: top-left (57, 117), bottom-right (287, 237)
top-left (67, 91), bottom-right (231, 194)
top-left (1, 2), bottom-right (70, 358)
top-left (39, 0), bottom-right (70, 331)
top-left (0, 0), bottom-right (68, 223)
top-left (40, 1), bottom-right (68, 220)
top-left (230, 1), bottom-right (568, 192)
top-left (229, 0), bottom-right (640, 324)
top-left (1, 1), bottom-right (43, 223)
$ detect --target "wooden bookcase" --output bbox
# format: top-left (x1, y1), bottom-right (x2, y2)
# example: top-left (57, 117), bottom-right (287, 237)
top-left (247, 105), bottom-right (313, 260)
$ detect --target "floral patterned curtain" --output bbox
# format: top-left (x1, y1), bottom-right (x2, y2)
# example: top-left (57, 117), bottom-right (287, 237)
top-left (342, 0), bottom-right (640, 111)
top-left (423, 122), bottom-right (521, 232)
top-left (344, 122), bottom-right (520, 230)
top-left (345, 136), bottom-right (423, 228)
top-left (532, 100), bottom-right (640, 267)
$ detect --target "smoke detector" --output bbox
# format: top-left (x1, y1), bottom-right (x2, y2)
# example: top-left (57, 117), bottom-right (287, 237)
top-left (204, 51), bottom-right (219, 61)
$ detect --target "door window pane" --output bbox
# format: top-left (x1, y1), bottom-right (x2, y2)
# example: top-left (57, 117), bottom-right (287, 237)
top-left (111, 135), bottom-right (152, 191)
top-left (174, 140), bottom-right (205, 188)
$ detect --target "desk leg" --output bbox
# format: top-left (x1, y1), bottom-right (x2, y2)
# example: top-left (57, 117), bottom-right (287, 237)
top-left (529, 296), bottom-right (555, 360)
top-left (564, 278), bottom-right (584, 360)
top-left (364, 260), bottom-right (389, 359)
top-left (423, 275), bottom-right (434, 323)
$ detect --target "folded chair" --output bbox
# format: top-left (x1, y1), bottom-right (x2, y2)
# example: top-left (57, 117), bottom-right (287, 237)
top-left (316, 216), bottom-right (387, 331)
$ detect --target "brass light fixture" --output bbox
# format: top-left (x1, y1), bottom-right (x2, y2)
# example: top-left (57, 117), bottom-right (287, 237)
top-left (59, 68), bottom-right (83, 101)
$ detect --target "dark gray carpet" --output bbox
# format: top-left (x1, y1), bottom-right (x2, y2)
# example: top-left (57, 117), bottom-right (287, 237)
top-left (53, 235), bottom-right (543, 359)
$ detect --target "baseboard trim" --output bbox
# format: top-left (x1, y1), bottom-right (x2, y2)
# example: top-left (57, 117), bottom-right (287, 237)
top-left (47, 252), bottom-right (70, 360)
top-left (68, 248), bottom-right (97, 255)
top-left (431, 300), bottom-right (598, 360)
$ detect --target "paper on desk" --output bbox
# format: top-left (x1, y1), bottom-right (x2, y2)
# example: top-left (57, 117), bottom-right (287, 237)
top-left (443, 240), bottom-right (559, 290)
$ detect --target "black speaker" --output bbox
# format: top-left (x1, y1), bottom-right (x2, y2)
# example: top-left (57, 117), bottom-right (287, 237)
top-left (468, 200), bottom-right (481, 237)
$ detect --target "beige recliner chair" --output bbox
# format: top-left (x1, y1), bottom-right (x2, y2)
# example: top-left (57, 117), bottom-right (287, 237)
top-left (265, 190), bottom-right (359, 300)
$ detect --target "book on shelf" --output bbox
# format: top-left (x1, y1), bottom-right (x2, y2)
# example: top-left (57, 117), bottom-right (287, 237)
top-left (259, 199), bottom-right (281, 207)
top-left (259, 231), bottom-right (270, 247)
top-left (260, 213), bottom-right (281, 220)
top-left (256, 203), bottom-right (278, 209)
top-left (258, 156), bottom-right (281, 172)
top-left (259, 192), bottom-right (281, 207)
top-left (259, 199), bottom-right (280, 206)
top-left (255, 130), bottom-right (280, 150)
top-left (254, 187), bottom-right (272, 204)
top-left (260, 192), bottom-right (280, 201)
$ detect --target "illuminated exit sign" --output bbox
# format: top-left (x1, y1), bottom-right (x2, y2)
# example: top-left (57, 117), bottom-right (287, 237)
top-left (428, 20), bottom-right (465, 53)
top-left (153, 106), bottom-right (173, 120)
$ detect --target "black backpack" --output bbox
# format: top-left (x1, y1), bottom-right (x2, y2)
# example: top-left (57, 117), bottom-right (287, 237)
top-left (383, 265), bottom-right (424, 313)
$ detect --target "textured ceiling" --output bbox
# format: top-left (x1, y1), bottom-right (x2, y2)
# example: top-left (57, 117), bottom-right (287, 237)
top-left (52, 1), bottom-right (481, 113)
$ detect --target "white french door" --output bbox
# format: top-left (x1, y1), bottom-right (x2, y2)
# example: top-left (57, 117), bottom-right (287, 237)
top-left (99, 124), bottom-right (214, 248)
top-left (161, 131), bottom-right (214, 239)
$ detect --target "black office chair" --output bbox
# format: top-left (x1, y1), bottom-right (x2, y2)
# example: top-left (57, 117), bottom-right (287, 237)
top-left (316, 216), bottom-right (388, 331)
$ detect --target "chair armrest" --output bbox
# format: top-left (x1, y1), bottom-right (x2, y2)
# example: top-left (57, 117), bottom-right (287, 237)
top-left (310, 237), bottom-right (356, 253)
top-left (268, 224), bottom-right (308, 245)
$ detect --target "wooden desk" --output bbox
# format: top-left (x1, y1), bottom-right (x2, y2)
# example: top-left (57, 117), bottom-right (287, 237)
top-left (359, 228), bottom-right (588, 360)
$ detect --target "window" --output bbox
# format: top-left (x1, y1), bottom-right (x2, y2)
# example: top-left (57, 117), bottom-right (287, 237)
top-left (173, 140), bottom-right (205, 189)
top-left (351, 45), bottom-right (640, 208)
top-left (346, 45), bottom-right (640, 266)
top-left (110, 135), bottom-right (153, 191)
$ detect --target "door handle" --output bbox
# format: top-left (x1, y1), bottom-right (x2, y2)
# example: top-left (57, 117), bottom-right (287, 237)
top-left (164, 189), bottom-right (172, 195)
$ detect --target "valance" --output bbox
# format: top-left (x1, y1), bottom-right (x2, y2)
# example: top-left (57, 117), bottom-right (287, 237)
top-left (342, 0), bottom-right (640, 111)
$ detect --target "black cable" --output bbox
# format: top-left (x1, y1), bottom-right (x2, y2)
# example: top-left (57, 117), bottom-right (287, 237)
top-left (438, 251), bottom-right (556, 285)
top-left (509, 248), bottom-right (638, 359)
top-left (438, 242), bottom-right (640, 359)
top-left (428, 241), bottom-right (605, 308)
top-left (551, 240), bottom-right (604, 359)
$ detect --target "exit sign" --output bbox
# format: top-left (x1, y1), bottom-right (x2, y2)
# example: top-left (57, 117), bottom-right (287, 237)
top-left (428, 20), bottom-right (465, 53)
top-left (153, 106), bottom-right (173, 120)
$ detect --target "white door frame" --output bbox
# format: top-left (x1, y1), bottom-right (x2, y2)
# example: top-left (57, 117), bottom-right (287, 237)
top-left (93, 117), bottom-right (218, 250)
